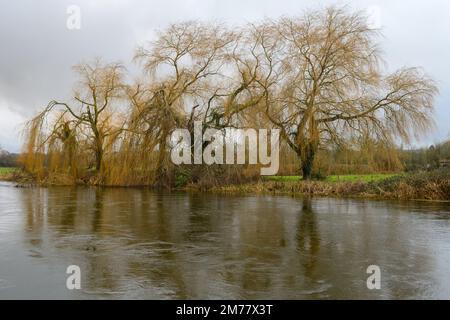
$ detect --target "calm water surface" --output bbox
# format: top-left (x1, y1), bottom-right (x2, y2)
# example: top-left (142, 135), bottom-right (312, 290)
top-left (0, 181), bottom-right (449, 299)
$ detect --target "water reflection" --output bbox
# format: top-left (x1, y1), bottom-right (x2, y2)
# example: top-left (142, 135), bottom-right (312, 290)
top-left (0, 183), bottom-right (449, 299)
top-left (296, 198), bottom-right (320, 278)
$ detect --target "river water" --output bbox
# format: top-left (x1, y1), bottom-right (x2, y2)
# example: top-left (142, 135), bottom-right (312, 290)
top-left (0, 181), bottom-right (449, 299)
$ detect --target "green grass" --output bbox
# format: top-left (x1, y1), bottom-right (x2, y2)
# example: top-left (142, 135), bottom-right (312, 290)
top-left (263, 175), bottom-right (300, 182)
top-left (326, 173), bottom-right (399, 182)
top-left (0, 167), bottom-right (18, 175)
top-left (264, 173), bottom-right (398, 183)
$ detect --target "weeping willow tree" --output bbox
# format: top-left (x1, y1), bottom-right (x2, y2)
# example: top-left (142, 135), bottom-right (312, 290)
top-left (22, 60), bottom-right (127, 184)
top-left (127, 21), bottom-right (267, 185)
top-left (256, 7), bottom-right (438, 179)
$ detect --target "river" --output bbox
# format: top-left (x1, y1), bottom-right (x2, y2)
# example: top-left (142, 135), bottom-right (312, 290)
top-left (0, 181), bottom-right (449, 299)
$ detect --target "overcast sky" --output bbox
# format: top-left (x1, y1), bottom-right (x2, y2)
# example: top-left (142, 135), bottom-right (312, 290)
top-left (0, 0), bottom-right (449, 152)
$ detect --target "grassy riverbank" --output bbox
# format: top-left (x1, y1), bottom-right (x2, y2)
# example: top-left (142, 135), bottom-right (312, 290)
top-left (205, 170), bottom-right (450, 201)
top-left (0, 167), bottom-right (16, 175)
top-left (0, 167), bottom-right (19, 181)
top-left (2, 167), bottom-right (448, 201)
top-left (263, 173), bottom-right (399, 183)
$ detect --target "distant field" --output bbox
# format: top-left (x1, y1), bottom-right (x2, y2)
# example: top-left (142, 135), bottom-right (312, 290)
top-left (0, 167), bottom-right (18, 175)
top-left (264, 174), bottom-right (398, 183)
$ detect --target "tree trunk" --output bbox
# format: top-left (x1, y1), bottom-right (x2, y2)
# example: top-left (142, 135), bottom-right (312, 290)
top-left (94, 135), bottom-right (103, 173)
top-left (300, 142), bottom-right (317, 180)
top-left (155, 129), bottom-right (168, 186)
top-left (92, 125), bottom-right (103, 173)
top-left (95, 148), bottom-right (103, 172)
